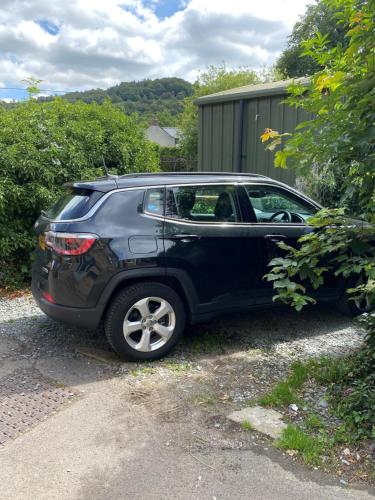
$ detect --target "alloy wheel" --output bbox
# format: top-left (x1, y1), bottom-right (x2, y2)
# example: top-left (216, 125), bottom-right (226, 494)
top-left (122, 296), bottom-right (176, 352)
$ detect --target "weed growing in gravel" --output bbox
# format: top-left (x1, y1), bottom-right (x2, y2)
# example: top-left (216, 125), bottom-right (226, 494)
top-left (305, 357), bottom-right (347, 385)
top-left (258, 353), bottom-right (374, 480)
top-left (130, 365), bottom-right (156, 377)
top-left (288, 362), bottom-right (309, 388)
top-left (305, 413), bottom-right (324, 430)
top-left (241, 420), bottom-right (253, 431)
top-left (275, 425), bottom-right (324, 465)
top-left (259, 362), bottom-right (308, 407)
top-left (196, 393), bottom-right (217, 406)
top-left (259, 381), bottom-right (298, 407)
top-left (189, 331), bottom-right (228, 354)
top-left (162, 361), bottom-right (194, 373)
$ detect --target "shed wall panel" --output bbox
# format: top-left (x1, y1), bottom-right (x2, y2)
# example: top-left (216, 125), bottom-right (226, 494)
top-left (222, 102), bottom-right (235, 169)
top-left (201, 105), bottom-right (213, 171)
top-left (212, 105), bottom-right (223, 170)
top-left (232, 101), bottom-right (241, 172)
top-left (198, 106), bottom-right (204, 170)
top-left (197, 92), bottom-right (312, 186)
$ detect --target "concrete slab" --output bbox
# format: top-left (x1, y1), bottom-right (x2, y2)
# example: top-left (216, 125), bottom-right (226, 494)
top-left (228, 405), bottom-right (288, 439)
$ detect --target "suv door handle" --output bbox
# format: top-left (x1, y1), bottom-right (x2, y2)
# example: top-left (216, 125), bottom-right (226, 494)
top-left (264, 234), bottom-right (287, 243)
top-left (168, 234), bottom-right (200, 242)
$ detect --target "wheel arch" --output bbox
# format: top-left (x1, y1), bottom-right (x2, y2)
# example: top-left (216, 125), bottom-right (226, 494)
top-left (97, 268), bottom-right (198, 323)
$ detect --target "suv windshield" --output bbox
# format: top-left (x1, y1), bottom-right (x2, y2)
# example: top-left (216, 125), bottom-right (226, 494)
top-left (45, 188), bottom-right (103, 220)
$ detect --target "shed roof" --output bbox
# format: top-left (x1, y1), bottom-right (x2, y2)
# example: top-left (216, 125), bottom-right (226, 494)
top-left (194, 77), bottom-right (310, 105)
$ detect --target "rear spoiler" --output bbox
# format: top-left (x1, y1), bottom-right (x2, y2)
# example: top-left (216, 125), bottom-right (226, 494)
top-left (63, 176), bottom-right (118, 193)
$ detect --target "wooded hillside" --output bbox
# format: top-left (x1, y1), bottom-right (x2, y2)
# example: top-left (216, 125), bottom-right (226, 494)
top-left (40, 77), bottom-right (194, 120)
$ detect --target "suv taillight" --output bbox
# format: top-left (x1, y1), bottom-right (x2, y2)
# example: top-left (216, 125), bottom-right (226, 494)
top-left (45, 231), bottom-right (98, 255)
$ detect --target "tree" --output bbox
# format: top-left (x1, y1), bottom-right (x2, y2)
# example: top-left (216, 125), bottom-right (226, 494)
top-left (0, 98), bottom-right (159, 287)
top-left (21, 76), bottom-right (43, 98)
top-left (179, 65), bottom-right (261, 161)
top-left (262, 0), bottom-right (374, 439)
top-left (276, 0), bottom-right (348, 77)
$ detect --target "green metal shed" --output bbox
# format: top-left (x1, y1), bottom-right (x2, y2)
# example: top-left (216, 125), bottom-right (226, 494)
top-left (195, 78), bottom-right (311, 186)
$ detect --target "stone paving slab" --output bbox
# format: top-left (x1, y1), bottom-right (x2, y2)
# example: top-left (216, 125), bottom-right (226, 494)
top-left (227, 405), bottom-right (287, 439)
top-left (0, 368), bottom-right (76, 445)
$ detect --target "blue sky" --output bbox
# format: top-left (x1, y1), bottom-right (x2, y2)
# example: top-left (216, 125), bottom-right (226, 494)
top-left (143, 0), bottom-right (186, 19)
top-left (36, 19), bottom-right (60, 35)
top-left (0, 0), bottom-right (310, 101)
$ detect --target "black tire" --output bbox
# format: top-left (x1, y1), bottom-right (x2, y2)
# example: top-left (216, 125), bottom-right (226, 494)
top-left (336, 275), bottom-right (373, 317)
top-left (336, 294), bottom-right (358, 317)
top-left (104, 282), bottom-right (186, 361)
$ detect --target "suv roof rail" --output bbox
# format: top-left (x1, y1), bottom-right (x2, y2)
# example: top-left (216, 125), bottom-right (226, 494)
top-left (118, 171), bottom-right (269, 179)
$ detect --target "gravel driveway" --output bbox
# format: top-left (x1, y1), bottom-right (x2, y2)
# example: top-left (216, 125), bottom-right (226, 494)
top-left (0, 292), bottom-right (373, 500)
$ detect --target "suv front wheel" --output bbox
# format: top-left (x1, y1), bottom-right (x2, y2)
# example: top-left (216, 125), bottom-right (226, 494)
top-left (336, 275), bottom-right (373, 317)
top-left (105, 282), bottom-right (186, 361)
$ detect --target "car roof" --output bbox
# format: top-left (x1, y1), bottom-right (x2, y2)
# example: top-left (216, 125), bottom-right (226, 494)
top-left (67, 172), bottom-right (277, 193)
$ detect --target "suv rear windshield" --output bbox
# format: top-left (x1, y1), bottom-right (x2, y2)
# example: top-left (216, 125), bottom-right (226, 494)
top-left (44, 188), bottom-right (103, 220)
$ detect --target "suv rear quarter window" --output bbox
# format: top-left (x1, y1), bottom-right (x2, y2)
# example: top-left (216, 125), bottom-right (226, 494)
top-left (144, 188), bottom-right (165, 216)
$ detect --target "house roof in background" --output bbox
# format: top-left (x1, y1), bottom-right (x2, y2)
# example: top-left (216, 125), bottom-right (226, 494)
top-left (194, 77), bottom-right (310, 105)
top-left (162, 127), bottom-right (180, 139)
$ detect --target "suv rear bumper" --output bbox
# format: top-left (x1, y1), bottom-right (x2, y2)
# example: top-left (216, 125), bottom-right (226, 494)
top-left (32, 279), bottom-right (103, 329)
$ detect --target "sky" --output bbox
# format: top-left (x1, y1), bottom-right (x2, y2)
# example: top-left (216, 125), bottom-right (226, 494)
top-left (0, 0), bottom-right (312, 101)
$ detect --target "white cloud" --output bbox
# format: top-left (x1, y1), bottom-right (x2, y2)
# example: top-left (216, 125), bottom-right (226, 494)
top-left (0, 0), bottom-right (311, 93)
top-left (0, 97), bottom-right (18, 103)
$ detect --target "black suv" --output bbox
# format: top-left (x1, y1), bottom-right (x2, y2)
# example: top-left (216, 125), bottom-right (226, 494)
top-left (32, 172), bottom-right (365, 361)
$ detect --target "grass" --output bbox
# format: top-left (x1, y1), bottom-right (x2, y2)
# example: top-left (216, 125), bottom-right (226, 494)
top-left (256, 355), bottom-right (374, 479)
top-left (259, 381), bottom-right (298, 407)
top-left (305, 413), bottom-right (324, 430)
top-left (189, 331), bottom-right (228, 354)
top-left (305, 357), bottom-right (347, 385)
top-left (161, 360), bottom-right (194, 373)
top-left (259, 361), bottom-right (309, 407)
top-left (130, 365), bottom-right (156, 377)
top-left (275, 425), bottom-right (324, 465)
top-left (241, 420), bottom-right (253, 431)
top-left (195, 393), bottom-right (217, 406)
top-left (288, 362), bottom-right (309, 388)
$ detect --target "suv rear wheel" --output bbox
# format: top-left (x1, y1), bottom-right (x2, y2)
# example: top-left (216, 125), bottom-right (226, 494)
top-left (104, 282), bottom-right (186, 361)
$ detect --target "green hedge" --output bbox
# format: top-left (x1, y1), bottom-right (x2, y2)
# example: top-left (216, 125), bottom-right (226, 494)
top-left (0, 98), bottom-right (159, 287)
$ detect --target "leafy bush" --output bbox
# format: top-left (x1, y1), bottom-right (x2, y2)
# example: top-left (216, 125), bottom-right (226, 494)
top-left (330, 314), bottom-right (375, 440)
top-left (263, 1), bottom-right (375, 213)
top-left (261, 0), bottom-right (374, 443)
top-left (299, 316), bottom-right (375, 441)
top-left (0, 98), bottom-right (159, 287)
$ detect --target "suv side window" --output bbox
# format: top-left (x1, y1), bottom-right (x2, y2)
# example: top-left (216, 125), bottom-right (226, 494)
top-left (144, 188), bottom-right (165, 216)
top-left (166, 185), bottom-right (239, 223)
top-left (244, 185), bottom-right (317, 223)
